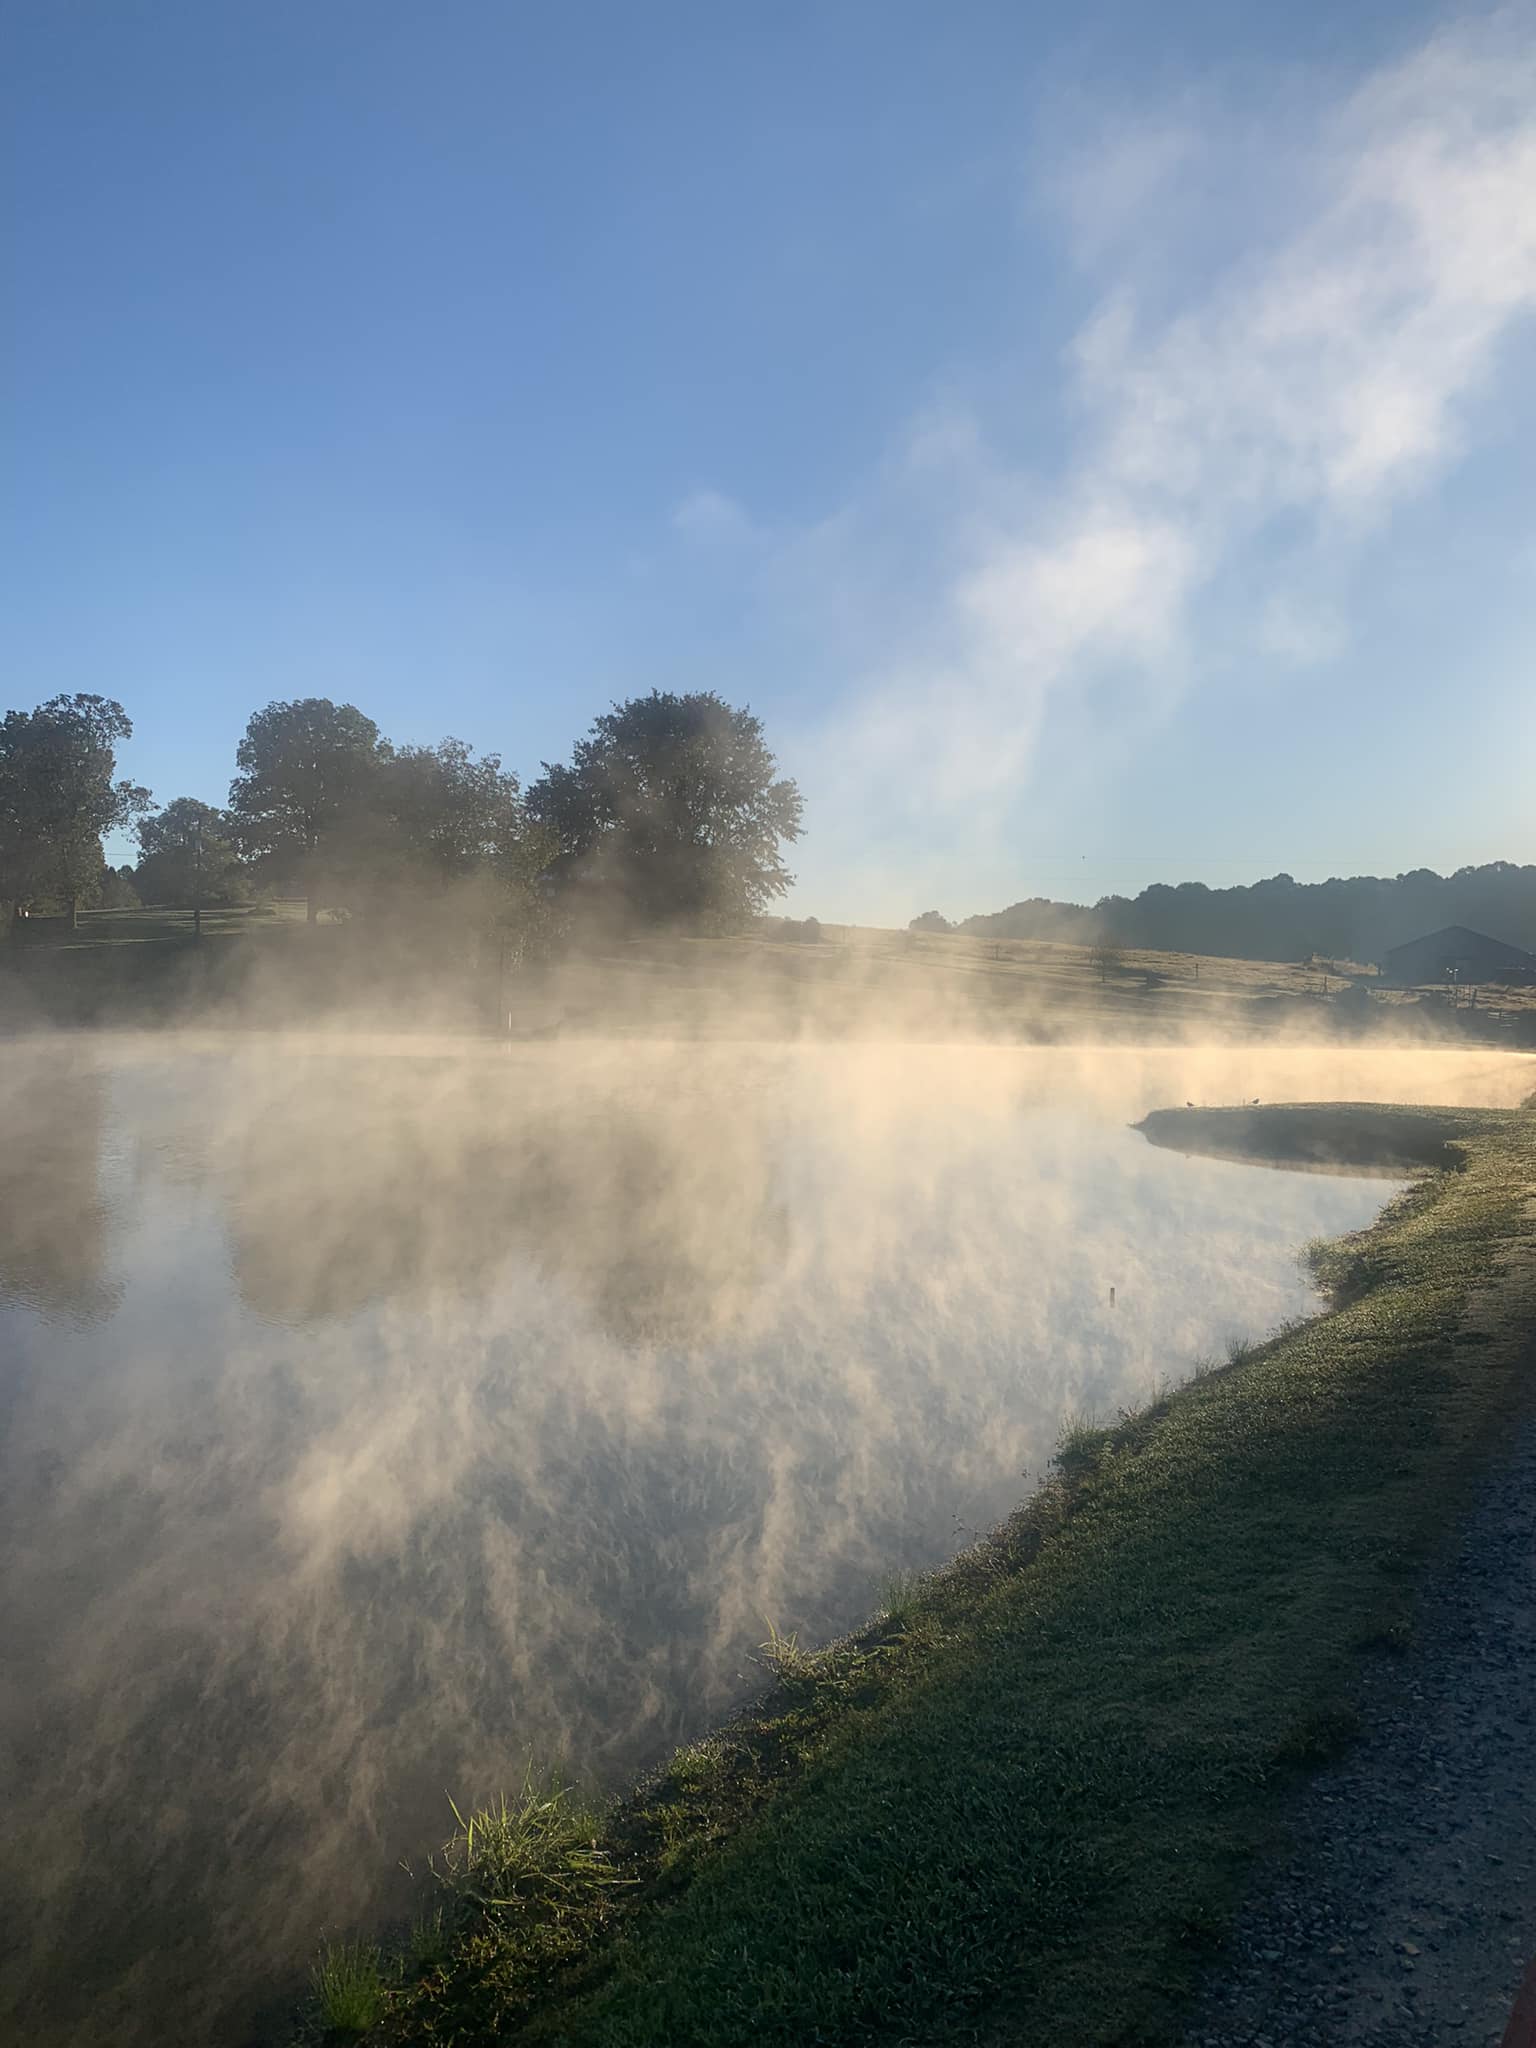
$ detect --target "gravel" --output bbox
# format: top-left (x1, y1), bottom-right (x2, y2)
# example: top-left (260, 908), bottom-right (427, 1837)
top-left (1186, 1415), bottom-right (1536, 2047)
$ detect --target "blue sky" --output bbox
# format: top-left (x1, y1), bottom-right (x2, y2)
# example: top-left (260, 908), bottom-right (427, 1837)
top-left (4, 0), bottom-right (1534, 922)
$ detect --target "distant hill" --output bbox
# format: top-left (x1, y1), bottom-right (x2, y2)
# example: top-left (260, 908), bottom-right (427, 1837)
top-left (953, 863), bottom-right (1536, 966)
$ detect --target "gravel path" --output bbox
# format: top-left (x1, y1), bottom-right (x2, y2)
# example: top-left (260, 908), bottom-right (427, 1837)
top-left (1187, 1415), bottom-right (1536, 2047)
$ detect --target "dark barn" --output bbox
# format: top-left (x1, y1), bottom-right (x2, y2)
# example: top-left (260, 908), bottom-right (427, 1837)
top-left (1380, 925), bottom-right (1536, 986)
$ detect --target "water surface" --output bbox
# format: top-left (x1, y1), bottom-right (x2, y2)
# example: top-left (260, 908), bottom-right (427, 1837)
top-left (1, 1037), bottom-right (1527, 2045)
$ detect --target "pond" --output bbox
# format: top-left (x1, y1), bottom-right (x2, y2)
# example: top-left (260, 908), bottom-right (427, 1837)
top-left (1, 1036), bottom-right (1528, 2046)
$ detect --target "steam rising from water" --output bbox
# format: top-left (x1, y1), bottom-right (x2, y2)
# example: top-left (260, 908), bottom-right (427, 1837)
top-left (0, 1036), bottom-right (1528, 2044)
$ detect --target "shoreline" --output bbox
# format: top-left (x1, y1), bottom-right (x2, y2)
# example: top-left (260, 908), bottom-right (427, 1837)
top-left (289, 1097), bottom-right (1536, 2046)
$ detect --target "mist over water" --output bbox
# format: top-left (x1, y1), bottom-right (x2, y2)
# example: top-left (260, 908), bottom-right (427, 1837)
top-left (1, 1036), bottom-right (1528, 2046)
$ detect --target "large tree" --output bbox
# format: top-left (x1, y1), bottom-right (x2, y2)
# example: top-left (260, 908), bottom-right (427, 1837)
top-left (374, 738), bottom-right (564, 972)
top-left (380, 738), bottom-right (524, 883)
top-left (227, 698), bottom-right (388, 920)
top-left (0, 695), bottom-right (151, 926)
top-left (526, 691), bottom-right (803, 927)
top-left (135, 797), bottom-right (246, 908)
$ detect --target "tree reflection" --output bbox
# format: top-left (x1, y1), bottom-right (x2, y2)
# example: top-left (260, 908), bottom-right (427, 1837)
top-left (222, 1056), bottom-right (789, 1341)
top-left (0, 1051), bottom-right (120, 1323)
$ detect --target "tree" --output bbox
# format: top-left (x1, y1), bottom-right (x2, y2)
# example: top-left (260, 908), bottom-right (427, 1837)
top-left (97, 865), bottom-right (142, 910)
top-left (227, 699), bottom-right (388, 920)
top-left (0, 695), bottom-right (151, 927)
top-left (367, 738), bottom-right (560, 970)
top-left (1089, 942), bottom-right (1124, 984)
top-left (956, 862), bottom-right (1536, 966)
top-left (525, 691), bottom-right (803, 928)
top-left (909, 910), bottom-right (953, 934)
top-left (379, 738), bottom-right (523, 883)
top-left (135, 797), bottom-right (246, 908)
top-left (479, 813), bottom-right (564, 975)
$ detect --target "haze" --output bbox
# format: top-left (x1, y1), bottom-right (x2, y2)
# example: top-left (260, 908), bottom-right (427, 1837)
top-left (3, 1034), bottom-right (1529, 2044)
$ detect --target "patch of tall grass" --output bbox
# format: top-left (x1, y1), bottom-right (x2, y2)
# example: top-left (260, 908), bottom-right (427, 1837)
top-left (430, 1770), bottom-right (622, 1917)
top-left (1052, 1406), bottom-right (1110, 1476)
top-left (310, 1938), bottom-right (388, 2037)
top-left (873, 1568), bottom-right (929, 1622)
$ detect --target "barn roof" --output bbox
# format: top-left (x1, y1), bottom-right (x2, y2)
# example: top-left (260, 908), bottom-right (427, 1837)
top-left (1383, 925), bottom-right (1535, 963)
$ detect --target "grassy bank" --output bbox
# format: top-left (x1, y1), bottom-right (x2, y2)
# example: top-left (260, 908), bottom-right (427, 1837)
top-left (304, 1101), bottom-right (1536, 2047)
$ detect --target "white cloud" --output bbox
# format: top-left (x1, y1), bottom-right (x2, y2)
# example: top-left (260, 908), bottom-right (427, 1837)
top-left (812, 13), bottom-right (1536, 840)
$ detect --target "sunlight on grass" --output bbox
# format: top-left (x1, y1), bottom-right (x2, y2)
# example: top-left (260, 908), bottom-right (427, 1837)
top-left (874, 1568), bottom-right (929, 1622)
top-left (431, 1768), bottom-right (625, 1916)
top-left (310, 1938), bottom-right (387, 2036)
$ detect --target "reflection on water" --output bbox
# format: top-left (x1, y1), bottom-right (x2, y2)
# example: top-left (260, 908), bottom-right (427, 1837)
top-left (0, 1037), bottom-right (1527, 2046)
top-left (0, 1051), bottom-right (121, 1325)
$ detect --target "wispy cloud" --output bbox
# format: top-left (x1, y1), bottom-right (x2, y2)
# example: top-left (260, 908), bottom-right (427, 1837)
top-left (792, 14), bottom-right (1536, 866)
top-left (671, 486), bottom-right (755, 545)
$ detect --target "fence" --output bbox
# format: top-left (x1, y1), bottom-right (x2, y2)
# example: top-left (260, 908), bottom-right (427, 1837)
top-left (7, 901), bottom-right (309, 949)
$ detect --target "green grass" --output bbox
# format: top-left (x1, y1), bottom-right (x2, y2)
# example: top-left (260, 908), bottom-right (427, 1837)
top-left (404, 1908), bottom-right (451, 1975)
top-left (872, 1568), bottom-right (931, 1624)
top-left (311, 1939), bottom-right (389, 2036)
top-left (322, 1100), bottom-right (1536, 2047)
top-left (1051, 1406), bottom-right (1113, 1479)
top-left (430, 1775), bottom-right (624, 1920)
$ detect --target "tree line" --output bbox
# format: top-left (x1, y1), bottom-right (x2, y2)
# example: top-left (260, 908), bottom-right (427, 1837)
top-left (0, 690), bottom-right (803, 940)
top-left (917, 865), bottom-right (1536, 965)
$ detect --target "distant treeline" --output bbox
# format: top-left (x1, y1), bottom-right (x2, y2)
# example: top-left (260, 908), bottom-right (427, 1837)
top-left (917, 865), bottom-right (1536, 965)
top-left (1, 689), bottom-right (802, 943)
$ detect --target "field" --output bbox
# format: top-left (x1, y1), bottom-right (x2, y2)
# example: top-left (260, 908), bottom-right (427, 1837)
top-left (817, 922), bottom-right (1536, 1022)
top-left (6, 907), bottom-right (1534, 1044)
top-left (543, 923), bottom-right (1536, 1043)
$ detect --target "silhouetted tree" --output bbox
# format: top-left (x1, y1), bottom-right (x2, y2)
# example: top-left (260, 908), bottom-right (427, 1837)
top-left (97, 865), bottom-right (142, 909)
top-left (0, 695), bottom-right (151, 927)
top-left (909, 910), bottom-right (952, 934)
top-left (136, 797), bottom-right (246, 907)
top-left (961, 864), bottom-right (1536, 967)
top-left (379, 738), bottom-right (524, 882)
top-left (340, 737), bottom-right (561, 968)
top-left (526, 691), bottom-right (802, 928)
top-left (227, 698), bottom-right (388, 919)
